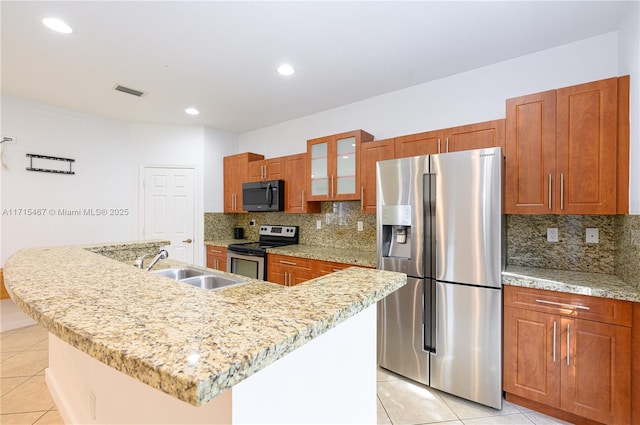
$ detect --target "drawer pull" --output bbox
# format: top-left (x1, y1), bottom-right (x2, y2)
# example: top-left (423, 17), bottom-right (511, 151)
top-left (280, 260), bottom-right (298, 266)
top-left (535, 299), bottom-right (590, 311)
top-left (566, 323), bottom-right (571, 366)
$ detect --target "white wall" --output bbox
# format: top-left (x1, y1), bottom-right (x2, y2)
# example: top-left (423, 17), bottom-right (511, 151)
top-left (1, 96), bottom-right (133, 264)
top-left (237, 31), bottom-right (638, 210)
top-left (618, 1), bottom-right (640, 213)
top-left (0, 96), bottom-right (236, 265)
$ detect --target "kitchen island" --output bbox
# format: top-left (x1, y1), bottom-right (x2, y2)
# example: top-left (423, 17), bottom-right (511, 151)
top-left (4, 242), bottom-right (406, 424)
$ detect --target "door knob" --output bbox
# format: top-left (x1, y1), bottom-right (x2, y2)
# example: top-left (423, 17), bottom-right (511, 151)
top-left (182, 238), bottom-right (193, 244)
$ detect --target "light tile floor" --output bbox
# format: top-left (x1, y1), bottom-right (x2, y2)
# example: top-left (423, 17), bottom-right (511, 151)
top-left (377, 367), bottom-right (574, 425)
top-left (1, 322), bottom-right (572, 425)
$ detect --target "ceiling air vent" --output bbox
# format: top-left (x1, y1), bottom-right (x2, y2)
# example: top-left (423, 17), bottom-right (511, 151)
top-left (114, 84), bottom-right (145, 97)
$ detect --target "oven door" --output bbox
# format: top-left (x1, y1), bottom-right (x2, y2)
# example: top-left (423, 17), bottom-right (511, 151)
top-left (227, 250), bottom-right (265, 280)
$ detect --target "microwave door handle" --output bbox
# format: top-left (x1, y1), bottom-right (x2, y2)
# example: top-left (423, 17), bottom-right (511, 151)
top-left (266, 182), bottom-right (273, 207)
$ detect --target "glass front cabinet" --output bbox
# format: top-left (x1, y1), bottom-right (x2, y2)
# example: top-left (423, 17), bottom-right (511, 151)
top-left (307, 130), bottom-right (373, 201)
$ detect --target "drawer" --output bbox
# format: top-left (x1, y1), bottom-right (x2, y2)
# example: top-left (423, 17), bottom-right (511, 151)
top-left (315, 260), bottom-right (352, 276)
top-left (504, 285), bottom-right (632, 327)
top-left (206, 246), bottom-right (227, 256)
top-left (269, 254), bottom-right (313, 271)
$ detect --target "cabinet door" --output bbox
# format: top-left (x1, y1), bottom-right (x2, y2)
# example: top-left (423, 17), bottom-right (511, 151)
top-left (505, 91), bottom-right (557, 214)
top-left (359, 139), bottom-right (394, 214)
top-left (247, 160), bottom-right (265, 182)
top-left (556, 78), bottom-right (617, 214)
top-left (561, 318), bottom-right (631, 424)
top-left (308, 136), bottom-right (332, 200)
top-left (283, 153), bottom-right (320, 213)
top-left (444, 119), bottom-right (505, 153)
top-left (394, 130), bottom-right (441, 158)
top-left (334, 134), bottom-right (359, 200)
top-left (223, 153), bottom-right (263, 212)
top-left (206, 246), bottom-right (227, 271)
top-left (504, 306), bottom-right (561, 408)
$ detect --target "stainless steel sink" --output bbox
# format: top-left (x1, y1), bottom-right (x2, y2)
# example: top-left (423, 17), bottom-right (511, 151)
top-left (153, 267), bottom-right (208, 280)
top-left (180, 274), bottom-right (246, 290)
top-left (152, 267), bottom-right (246, 290)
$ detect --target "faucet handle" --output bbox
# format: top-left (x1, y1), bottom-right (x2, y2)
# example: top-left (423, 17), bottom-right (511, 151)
top-left (134, 253), bottom-right (151, 269)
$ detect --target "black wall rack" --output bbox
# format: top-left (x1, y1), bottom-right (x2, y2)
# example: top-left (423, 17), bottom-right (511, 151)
top-left (26, 153), bottom-right (75, 175)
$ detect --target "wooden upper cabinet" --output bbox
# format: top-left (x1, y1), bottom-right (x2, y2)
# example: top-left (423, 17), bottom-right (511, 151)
top-left (506, 77), bottom-right (626, 215)
top-left (248, 157), bottom-right (284, 182)
top-left (223, 152), bottom-right (263, 213)
top-left (360, 139), bottom-right (394, 214)
top-left (556, 78), bottom-right (618, 215)
top-left (283, 153), bottom-right (320, 213)
top-left (307, 130), bottom-right (374, 201)
top-left (395, 130), bottom-right (441, 158)
top-left (505, 90), bottom-right (557, 214)
top-left (444, 119), bottom-right (505, 153)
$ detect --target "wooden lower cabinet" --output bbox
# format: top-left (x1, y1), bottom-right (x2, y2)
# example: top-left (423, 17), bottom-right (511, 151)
top-left (504, 286), bottom-right (631, 424)
top-left (267, 254), bottom-right (315, 286)
top-left (206, 246), bottom-right (227, 272)
top-left (314, 260), bottom-right (352, 277)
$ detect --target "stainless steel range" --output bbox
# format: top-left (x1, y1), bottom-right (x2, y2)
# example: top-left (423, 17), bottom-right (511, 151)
top-left (227, 225), bottom-right (299, 280)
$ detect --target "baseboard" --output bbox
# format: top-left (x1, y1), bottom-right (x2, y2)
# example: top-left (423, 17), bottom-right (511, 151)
top-left (45, 367), bottom-right (78, 425)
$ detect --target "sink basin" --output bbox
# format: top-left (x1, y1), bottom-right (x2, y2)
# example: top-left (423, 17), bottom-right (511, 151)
top-left (152, 267), bottom-right (246, 290)
top-left (180, 275), bottom-right (246, 290)
top-left (152, 267), bottom-right (208, 280)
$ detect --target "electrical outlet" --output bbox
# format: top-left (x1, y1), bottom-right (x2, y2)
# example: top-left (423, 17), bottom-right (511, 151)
top-left (249, 220), bottom-right (256, 227)
top-left (547, 228), bottom-right (559, 243)
top-left (316, 220), bottom-right (322, 229)
top-left (586, 228), bottom-right (599, 244)
top-left (357, 221), bottom-right (363, 232)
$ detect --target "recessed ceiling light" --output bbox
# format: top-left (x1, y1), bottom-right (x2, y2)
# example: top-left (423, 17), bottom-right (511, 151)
top-left (42, 18), bottom-right (73, 34)
top-left (185, 107), bottom-right (200, 116)
top-left (277, 64), bottom-right (296, 76)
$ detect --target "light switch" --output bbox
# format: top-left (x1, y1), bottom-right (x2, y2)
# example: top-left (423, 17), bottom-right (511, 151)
top-left (586, 228), bottom-right (599, 244)
top-left (316, 220), bottom-right (322, 229)
top-left (547, 228), bottom-right (558, 243)
top-left (357, 221), bottom-right (363, 232)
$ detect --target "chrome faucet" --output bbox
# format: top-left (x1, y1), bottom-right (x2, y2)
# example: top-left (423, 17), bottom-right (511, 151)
top-left (145, 248), bottom-right (169, 271)
top-left (134, 253), bottom-right (152, 269)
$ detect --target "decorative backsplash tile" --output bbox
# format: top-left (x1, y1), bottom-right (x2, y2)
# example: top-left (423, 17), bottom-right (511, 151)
top-left (506, 215), bottom-right (616, 274)
top-left (615, 214), bottom-right (640, 289)
top-left (206, 208), bottom-right (638, 287)
top-left (205, 201), bottom-right (377, 251)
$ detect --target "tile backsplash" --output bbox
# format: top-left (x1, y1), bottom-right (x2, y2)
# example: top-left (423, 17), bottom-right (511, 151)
top-left (506, 215), bottom-right (616, 274)
top-left (205, 201), bottom-right (376, 251)
top-left (206, 208), bottom-right (639, 287)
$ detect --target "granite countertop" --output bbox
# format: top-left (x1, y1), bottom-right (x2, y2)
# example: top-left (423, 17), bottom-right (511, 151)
top-left (4, 243), bottom-right (405, 407)
top-left (204, 240), bottom-right (376, 267)
top-left (504, 265), bottom-right (640, 302)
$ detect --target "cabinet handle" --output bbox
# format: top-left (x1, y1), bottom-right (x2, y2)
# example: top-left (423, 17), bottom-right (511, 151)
top-left (360, 186), bottom-right (364, 211)
top-left (548, 174), bottom-right (552, 210)
top-left (211, 249), bottom-right (222, 254)
top-left (301, 189), bottom-right (305, 206)
top-left (232, 194), bottom-right (236, 211)
top-left (535, 299), bottom-right (590, 310)
top-left (552, 320), bottom-right (557, 362)
top-left (566, 323), bottom-right (571, 366)
top-left (437, 139), bottom-right (441, 153)
top-left (560, 173), bottom-right (565, 210)
top-left (280, 260), bottom-right (297, 266)
top-left (445, 137), bottom-right (449, 153)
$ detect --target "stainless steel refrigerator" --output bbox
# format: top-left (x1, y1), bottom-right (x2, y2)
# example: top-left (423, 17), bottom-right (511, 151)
top-left (376, 147), bottom-right (503, 409)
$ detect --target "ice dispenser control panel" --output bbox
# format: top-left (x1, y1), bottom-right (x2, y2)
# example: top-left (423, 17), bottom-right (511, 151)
top-left (381, 205), bottom-right (412, 260)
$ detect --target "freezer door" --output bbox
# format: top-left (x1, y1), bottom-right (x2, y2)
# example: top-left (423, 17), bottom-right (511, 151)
top-left (430, 281), bottom-right (502, 409)
top-left (431, 147), bottom-right (503, 288)
top-left (377, 277), bottom-right (429, 386)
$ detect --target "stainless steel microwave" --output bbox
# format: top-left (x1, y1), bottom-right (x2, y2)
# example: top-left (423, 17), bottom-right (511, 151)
top-left (242, 180), bottom-right (285, 212)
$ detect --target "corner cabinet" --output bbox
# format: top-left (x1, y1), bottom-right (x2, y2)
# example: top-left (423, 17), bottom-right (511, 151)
top-left (307, 130), bottom-right (374, 201)
top-left (504, 285), bottom-right (631, 425)
top-left (505, 76), bottom-right (629, 215)
top-left (223, 152), bottom-right (264, 213)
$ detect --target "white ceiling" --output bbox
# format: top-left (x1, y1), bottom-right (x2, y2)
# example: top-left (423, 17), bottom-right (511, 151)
top-left (1, 1), bottom-right (633, 134)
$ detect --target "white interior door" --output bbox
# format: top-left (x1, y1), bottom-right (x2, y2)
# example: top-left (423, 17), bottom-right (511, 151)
top-left (143, 167), bottom-right (195, 263)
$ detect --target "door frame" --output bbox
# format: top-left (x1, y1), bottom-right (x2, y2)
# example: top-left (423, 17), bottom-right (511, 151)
top-left (138, 164), bottom-right (203, 266)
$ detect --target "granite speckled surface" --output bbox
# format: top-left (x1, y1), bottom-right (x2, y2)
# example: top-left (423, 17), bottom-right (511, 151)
top-left (504, 265), bottom-right (640, 302)
top-left (615, 214), bottom-right (640, 289)
top-left (4, 242), bottom-right (405, 407)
